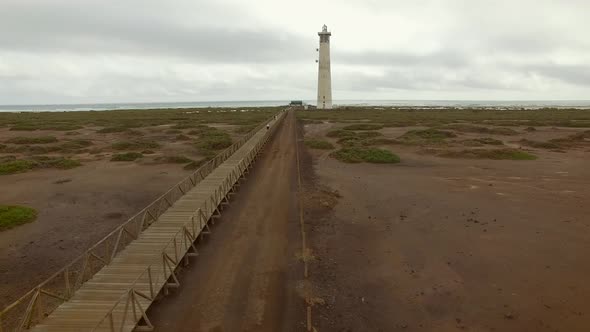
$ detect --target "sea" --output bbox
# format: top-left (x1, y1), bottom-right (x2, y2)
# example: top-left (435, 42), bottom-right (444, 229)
top-left (1, 100), bottom-right (590, 112)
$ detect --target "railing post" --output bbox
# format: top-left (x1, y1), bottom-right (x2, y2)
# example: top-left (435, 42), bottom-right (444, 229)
top-left (109, 312), bottom-right (114, 332)
top-left (147, 267), bottom-right (154, 299)
top-left (64, 267), bottom-right (70, 299)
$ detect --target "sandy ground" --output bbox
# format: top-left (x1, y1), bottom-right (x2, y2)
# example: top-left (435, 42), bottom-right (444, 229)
top-left (147, 111), bottom-right (304, 331)
top-left (2, 113), bottom-right (589, 332)
top-left (302, 122), bottom-right (590, 331)
top-left (0, 161), bottom-right (192, 306)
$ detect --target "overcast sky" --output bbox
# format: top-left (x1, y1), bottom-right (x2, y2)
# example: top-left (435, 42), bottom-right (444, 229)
top-left (1, 0), bottom-right (589, 104)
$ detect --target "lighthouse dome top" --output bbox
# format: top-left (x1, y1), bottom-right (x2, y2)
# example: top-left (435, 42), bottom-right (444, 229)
top-left (318, 24), bottom-right (331, 36)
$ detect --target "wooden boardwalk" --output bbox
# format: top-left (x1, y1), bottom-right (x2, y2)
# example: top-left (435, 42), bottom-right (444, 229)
top-left (24, 113), bottom-right (285, 332)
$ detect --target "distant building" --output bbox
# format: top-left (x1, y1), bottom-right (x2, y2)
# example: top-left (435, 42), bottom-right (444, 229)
top-left (289, 100), bottom-right (304, 106)
top-left (316, 25), bottom-right (332, 109)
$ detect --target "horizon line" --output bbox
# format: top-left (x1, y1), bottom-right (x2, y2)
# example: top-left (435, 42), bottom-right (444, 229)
top-left (3, 99), bottom-right (590, 107)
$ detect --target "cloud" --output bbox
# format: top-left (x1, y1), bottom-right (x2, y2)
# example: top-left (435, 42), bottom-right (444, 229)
top-left (0, 0), bottom-right (589, 104)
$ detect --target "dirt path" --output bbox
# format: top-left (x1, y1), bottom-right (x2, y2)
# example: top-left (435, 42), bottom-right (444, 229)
top-left (148, 112), bottom-right (304, 332)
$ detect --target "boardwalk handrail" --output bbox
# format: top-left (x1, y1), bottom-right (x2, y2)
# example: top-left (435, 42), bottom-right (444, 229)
top-left (0, 111), bottom-right (281, 331)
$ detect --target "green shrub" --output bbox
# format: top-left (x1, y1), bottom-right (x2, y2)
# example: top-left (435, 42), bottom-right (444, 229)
top-left (355, 131), bottom-right (382, 139)
top-left (6, 136), bottom-right (58, 144)
top-left (159, 155), bottom-right (193, 164)
top-left (342, 124), bottom-right (384, 131)
top-left (0, 205), bottom-right (38, 231)
top-left (45, 158), bottom-right (82, 169)
top-left (440, 149), bottom-right (537, 160)
top-left (398, 129), bottom-right (456, 145)
top-left (10, 124), bottom-right (82, 131)
top-left (97, 127), bottom-right (128, 133)
top-left (305, 139), bottom-right (334, 150)
top-left (337, 136), bottom-right (363, 147)
top-left (234, 125), bottom-right (257, 134)
top-left (112, 140), bottom-right (160, 150)
top-left (111, 152), bottom-right (143, 161)
top-left (26, 145), bottom-right (62, 154)
top-left (462, 138), bottom-right (504, 146)
top-left (331, 147), bottom-right (400, 164)
top-left (60, 139), bottom-right (93, 150)
top-left (197, 134), bottom-right (232, 150)
top-left (550, 130), bottom-right (590, 144)
top-left (31, 156), bottom-right (82, 169)
top-left (0, 157), bottom-right (81, 174)
top-left (519, 139), bottom-right (560, 149)
top-left (361, 138), bottom-right (397, 146)
top-left (187, 125), bottom-right (215, 135)
top-left (326, 129), bottom-right (356, 138)
top-left (172, 123), bottom-right (200, 129)
top-left (0, 160), bottom-right (36, 175)
top-left (445, 124), bottom-right (518, 135)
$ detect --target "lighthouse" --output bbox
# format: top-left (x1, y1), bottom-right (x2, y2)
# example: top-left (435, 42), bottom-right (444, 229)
top-left (317, 25), bottom-right (332, 109)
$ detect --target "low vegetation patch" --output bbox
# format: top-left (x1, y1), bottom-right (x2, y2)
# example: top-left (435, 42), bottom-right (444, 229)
top-left (301, 119), bottom-right (324, 125)
top-left (356, 131), bottom-right (382, 139)
top-left (440, 148), bottom-right (537, 160)
top-left (337, 133), bottom-right (392, 147)
top-left (297, 108), bottom-right (590, 129)
top-left (6, 136), bottom-right (58, 144)
top-left (305, 139), bottom-right (334, 150)
top-left (0, 156), bottom-right (81, 175)
top-left (398, 129), bottom-right (456, 145)
top-left (326, 129), bottom-right (356, 138)
top-left (32, 156), bottom-right (82, 169)
top-left (519, 139), bottom-right (560, 149)
top-left (111, 152), bottom-right (143, 161)
top-left (10, 123), bottom-right (82, 131)
top-left (60, 139), bottom-right (93, 150)
top-left (234, 124), bottom-right (257, 134)
top-left (111, 140), bottom-right (160, 151)
top-left (331, 147), bottom-right (401, 164)
top-left (462, 138), bottom-right (504, 146)
top-left (172, 123), bottom-right (200, 129)
top-left (97, 127), bottom-right (128, 133)
top-left (193, 127), bottom-right (233, 156)
top-left (342, 124), bottom-right (384, 131)
top-left (175, 134), bottom-right (191, 141)
top-left (197, 135), bottom-right (232, 151)
top-left (445, 124), bottom-right (518, 136)
top-left (158, 155), bottom-right (193, 164)
top-left (187, 125), bottom-right (221, 136)
top-left (0, 160), bottom-right (36, 175)
top-left (550, 130), bottom-right (590, 145)
top-left (361, 138), bottom-right (398, 146)
top-left (0, 205), bottom-right (38, 231)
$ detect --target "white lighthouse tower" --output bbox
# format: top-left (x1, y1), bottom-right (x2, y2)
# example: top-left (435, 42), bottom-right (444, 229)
top-left (317, 25), bottom-right (332, 109)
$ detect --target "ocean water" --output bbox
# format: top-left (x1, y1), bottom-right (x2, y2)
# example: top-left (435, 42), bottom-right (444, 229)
top-left (1, 100), bottom-right (590, 112)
